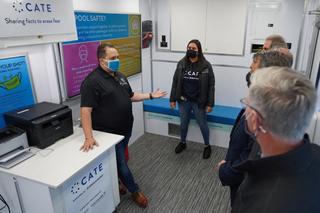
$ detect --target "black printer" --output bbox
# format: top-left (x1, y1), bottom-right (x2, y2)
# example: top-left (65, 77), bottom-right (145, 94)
top-left (4, 102), bottom-right (73, 149)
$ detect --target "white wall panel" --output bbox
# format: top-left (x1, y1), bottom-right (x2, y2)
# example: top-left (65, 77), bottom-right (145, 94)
top-left (152, 61), bottom-right (176, 99)
top-left (170, 0), bottom-right (207, 51)
top-left (213, 66), bottom-right (248, 107)
top-left (127, 74), bottom-right (144, 143)
top-left (205, 0), bottom-right (247, 55)
top-left (296, 0), bottom-right (320, 72)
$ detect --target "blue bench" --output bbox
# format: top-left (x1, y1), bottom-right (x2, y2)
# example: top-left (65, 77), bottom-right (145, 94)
top-left (143, 98), bottom-right (241, 125)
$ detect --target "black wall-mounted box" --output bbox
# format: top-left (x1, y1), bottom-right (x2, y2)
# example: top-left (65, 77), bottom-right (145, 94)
top-left (4, 102), bottom-right (73, 149)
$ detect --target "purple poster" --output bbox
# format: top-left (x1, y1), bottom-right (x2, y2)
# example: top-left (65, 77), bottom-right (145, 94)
top-left (63, 42), bottom-right (100, 97)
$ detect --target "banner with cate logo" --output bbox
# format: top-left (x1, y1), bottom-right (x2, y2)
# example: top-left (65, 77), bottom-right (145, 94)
top-left (62, 154), bottom-right (115, 213)
top-left (0, 0), bottom-right (76, 38)
top-left (61, 11), bottom-right (141, 98)
top-left (0, 56), bottom-right (35, 128)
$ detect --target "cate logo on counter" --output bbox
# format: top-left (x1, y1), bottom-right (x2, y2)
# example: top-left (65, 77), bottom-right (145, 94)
top-left (71, 182), bottom-right (80, 195)
top-left (11, 0), bottom-right (53, 13)
top-left (69, 162), bottom-right (104, 200)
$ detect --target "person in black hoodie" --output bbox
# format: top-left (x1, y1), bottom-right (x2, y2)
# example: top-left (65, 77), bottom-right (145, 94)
top-left (232, 67), bottom-right (320, 213)
top-left (170, 39), bottom-right (215, 159)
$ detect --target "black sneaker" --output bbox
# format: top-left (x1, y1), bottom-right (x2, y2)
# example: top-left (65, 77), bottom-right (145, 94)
top-left (175, 142), bottom-right (186, 154)
top-left (203, 145), bottom-right (211, 159)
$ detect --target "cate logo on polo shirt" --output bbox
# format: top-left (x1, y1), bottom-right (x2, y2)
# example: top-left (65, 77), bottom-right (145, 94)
top-left (119, 77), bottom-right (128, 86)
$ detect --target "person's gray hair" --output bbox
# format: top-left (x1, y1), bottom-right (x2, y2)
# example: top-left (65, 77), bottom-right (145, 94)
top-left (253, 50), bottom-right (292, 68)
top-left (271, 47), bottom-right (294, 67)
top-left (249, 67), bottom-right (317, 141)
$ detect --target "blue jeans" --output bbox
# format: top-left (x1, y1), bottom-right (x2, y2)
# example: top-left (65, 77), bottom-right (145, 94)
top-left (115, 131), bottom-right (139, 193)
top-left (179, 101), bottom-right (210, 145)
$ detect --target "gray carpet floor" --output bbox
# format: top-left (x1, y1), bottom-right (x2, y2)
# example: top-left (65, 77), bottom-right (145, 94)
top-left (117, 133), bottom-right (231, 213)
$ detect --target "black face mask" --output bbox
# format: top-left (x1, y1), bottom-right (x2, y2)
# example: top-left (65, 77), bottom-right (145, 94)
top-left (245, 72), bottom-right (251, 88)
top-left (186, 49), bottom-right (198, 58)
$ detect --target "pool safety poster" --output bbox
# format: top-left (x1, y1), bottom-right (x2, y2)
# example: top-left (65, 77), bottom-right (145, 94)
top-left (62, 12), bottom-right (141, 97)
top-left (0, 56), bottom-right (35, 128)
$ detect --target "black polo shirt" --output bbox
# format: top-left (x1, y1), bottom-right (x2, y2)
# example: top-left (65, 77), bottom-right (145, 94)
top-left (80, 66), bottom-right (134, 135)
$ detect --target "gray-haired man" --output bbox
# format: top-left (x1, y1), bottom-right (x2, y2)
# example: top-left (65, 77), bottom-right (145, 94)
top-left (218, 50), bottom-right (294, 206)
top-left (247, 50), bottom-right (293, 86)
top-left (263, 34), bottom-right (288, 50)
top-left (232, 67), bottom-right (320, 213)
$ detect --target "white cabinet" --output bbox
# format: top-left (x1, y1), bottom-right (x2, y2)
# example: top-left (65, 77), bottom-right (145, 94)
top-left (170, 0), bottom-right (247, 55)
top-left (205, 0), bottom-right (247, 54)
top-left (170, 0), bottom-right (207, 52)
top-left (251, 2), bottom-right (281, 40)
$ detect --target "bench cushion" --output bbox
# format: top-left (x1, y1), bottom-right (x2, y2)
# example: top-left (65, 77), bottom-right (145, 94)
top-left (143, 98), bottom-right (241, 125)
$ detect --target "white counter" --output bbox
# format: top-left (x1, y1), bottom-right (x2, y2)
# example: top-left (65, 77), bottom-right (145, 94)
top-left (0, 127), bottom-right (124, 213)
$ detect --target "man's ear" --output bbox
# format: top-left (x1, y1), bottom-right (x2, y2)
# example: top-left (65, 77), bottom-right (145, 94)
top-left (250, 111), bottom-right (260, 132)
top-left (256, 114), bottom-right (267, 133)
top-left (98, 58), bottom-right (105, 67)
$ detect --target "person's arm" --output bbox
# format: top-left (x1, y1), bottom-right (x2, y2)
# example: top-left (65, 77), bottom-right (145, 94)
top-left (218, 161), bottom-right (245, 186)
top-left (217, 118), bottom-right (253, 186)
top-left (170, 63), bottom-right (180, 109)
top-left (80, 107), bottom-right (99, 152)
top-left (206, 63), bottom-right (215, 112)
top-left (131, 89), bottom-right (167, 102)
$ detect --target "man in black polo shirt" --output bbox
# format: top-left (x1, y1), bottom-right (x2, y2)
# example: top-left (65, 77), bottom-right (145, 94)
top-left (80, 43), bottom-right (166, 208)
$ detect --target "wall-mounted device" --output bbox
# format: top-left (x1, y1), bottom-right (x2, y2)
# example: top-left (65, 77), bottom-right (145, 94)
top-left (4, 102), bottom-right (73, 149)
top-left (0, 126), bottom-right (34, 168)
top-left (142, 20), bottom-right (153, 48)
top-left (160, 35), bottom-right (168, 47)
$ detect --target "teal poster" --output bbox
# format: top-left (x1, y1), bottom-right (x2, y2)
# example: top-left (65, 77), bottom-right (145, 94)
top-left (62, 12), bottom-right (141, 97)
top-left (0, 56), bottom-right (35, 128)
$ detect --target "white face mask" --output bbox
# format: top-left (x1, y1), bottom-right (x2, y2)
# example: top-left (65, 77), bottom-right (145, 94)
top-left (244, 112), bottom-right (266, 140)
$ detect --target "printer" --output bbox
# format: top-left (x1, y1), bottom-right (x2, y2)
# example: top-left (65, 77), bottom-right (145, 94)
top-left (4, 102), bottom-right (73, 149)
top-left (0, 126), bottom-right (34, 168)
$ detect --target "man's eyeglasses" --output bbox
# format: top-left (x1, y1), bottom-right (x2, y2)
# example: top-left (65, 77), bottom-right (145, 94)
top-left (240, 98), bottom-right (264, 120)
top-left (240, 97), bottom-right (267, 133)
